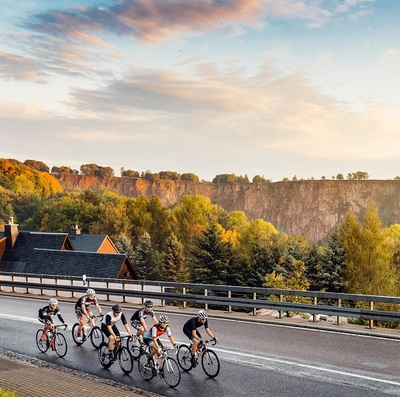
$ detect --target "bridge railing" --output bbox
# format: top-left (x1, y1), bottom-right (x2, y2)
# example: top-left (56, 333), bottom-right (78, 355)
top-left (1, 271), bottom-right (400, 328)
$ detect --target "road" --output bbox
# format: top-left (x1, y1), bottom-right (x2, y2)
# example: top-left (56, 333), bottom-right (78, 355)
top-left (1, 295), bottom-right (400, 397)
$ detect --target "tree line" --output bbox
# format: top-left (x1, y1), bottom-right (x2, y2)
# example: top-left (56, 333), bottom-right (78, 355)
top-left (17, 158), bottom-right (385, 182)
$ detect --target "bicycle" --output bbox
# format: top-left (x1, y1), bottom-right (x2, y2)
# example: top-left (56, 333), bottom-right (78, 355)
top-left (177, 339), bottom-right (220, 378)
top-left (36, 324), bottom-right (68, 358)
top-left (98, 335), bottom-right (133, 375)
top-left (127, 334), bottom-right (146, 360)
top-left (72, 315), bottom-right (104, 349)
top-left (138, 344), bottom-right (181, 388)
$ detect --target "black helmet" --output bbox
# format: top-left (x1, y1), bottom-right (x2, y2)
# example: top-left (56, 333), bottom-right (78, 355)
top-left (144, 300), bottom-right (153, 307)
top-left (112, 304), bottom-right (121, 313)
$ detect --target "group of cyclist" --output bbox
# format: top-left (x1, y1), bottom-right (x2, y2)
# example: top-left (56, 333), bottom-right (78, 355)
top-left (38, 288), bottom-right (218, 365)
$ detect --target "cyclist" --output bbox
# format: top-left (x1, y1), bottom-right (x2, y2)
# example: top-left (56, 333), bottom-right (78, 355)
top-left (101, 304), bottom-right (133, 360)
top-left (38, 298), bottom-right (67, 340)
top-left (130, 300), bottom-right (158, 341)
top-left (183, 309), bottom-right (217, 366)
top-left (143, 314), bottom-right (178, 363)
top-left (74, 288), bottom-right (103, 339)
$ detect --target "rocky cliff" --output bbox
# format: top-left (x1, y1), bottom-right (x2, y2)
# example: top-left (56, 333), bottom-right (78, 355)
top-left (59, 174), bottom-right (400, 242)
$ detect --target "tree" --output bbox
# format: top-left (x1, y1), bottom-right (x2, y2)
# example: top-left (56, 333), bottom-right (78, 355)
top-left (132, 232), bottom-right (159, 280)
top-left (338, 203), bottom-right (398, 295)
top-left (162, 233), bottom-right (189, 282)
top-left (121, 168), bottom-right (140, 178)
top-left (252, 175), bottom-right (268, 183)
top-left (115, 233), bottom-right (135, 260)
top-left (172, 195), bottom-right (222, 253)
top-left (181, 173), bottom-right (199, 182)
top-left (190, 223), bottom-right (239, 285)
top-left (24, 159), bottom-right (49, 173)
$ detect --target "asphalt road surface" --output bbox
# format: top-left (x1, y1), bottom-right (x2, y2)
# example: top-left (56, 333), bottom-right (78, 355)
top-left (1, 295), bottom-right (400, 397)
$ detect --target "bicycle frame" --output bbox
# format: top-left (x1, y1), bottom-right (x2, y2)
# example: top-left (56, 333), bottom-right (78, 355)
top-left (36, 324), bottom-right (68, 358)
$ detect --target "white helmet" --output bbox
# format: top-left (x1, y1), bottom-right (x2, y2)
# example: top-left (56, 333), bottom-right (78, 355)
top-left (49, 298), bottom-right (58, 306)
top-left (86, 288), bottom-right (95, 296)
top-left (158, 315), bottom-right (169, 323)
top-left (198, 309), bottom-right (207, 320)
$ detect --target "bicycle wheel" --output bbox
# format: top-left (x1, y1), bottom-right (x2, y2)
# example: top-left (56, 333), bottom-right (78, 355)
top-left (72, 323), bottom-right (84, 346)
top-left (138, 351), bottom-right (154, 380)
top-left (118, 346), bottom-right (133, 374)
top-left (36, 329), bottom-right (49, 353)
top-left (201, 349), bottom-right (220, 378)
top-left (127, 336), bottom-right (141, 359)
top-left (177, 344), bottom-right (193, 371)
top-left (161, 357), bottom-right (181, 388)
top-left (90, 326), bottom-right (104, 349)
top-left (54, 333), bottom-right (68, 358)
top-left (98, 342), bottom-right (113, 369)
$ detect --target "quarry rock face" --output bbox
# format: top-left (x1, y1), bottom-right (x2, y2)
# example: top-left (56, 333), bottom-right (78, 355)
top-left (59, 174), bottom-right (400, 242)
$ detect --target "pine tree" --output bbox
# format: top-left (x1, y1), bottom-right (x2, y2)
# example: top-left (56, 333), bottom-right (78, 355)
top-left (162, 233), bottom-right (190, 282)
top-left (190, 223), bottom-right (236, 285)
top-left (132, 232), bottom-right (159, 280)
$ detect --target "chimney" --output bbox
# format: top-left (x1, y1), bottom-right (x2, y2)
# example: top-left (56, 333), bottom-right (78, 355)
top-left (69, 224), bottom-right (81, 236)
top-left (4, 217), bottom-right (19, 249)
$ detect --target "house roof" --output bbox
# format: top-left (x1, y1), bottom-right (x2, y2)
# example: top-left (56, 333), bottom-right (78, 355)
top-left (0, 227), bottom-right (137, 279)
top-left (1, 231), bottom-right (71, 262)
top-left (69, 234), bottom-right (111, 252)
top-left (23, 249), bottom-right (129, 278)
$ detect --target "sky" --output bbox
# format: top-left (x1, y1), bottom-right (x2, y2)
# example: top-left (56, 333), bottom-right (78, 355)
top-left (1, 0), bottom-right (400, 182)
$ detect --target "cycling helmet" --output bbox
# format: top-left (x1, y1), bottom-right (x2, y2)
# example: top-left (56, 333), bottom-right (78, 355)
top-left (112, 304), bottom-right (122, 313)
top-left (86, 288), bottom-right (95, 296)
top-left (158, 314), bottom-right (169, 323)
top-left (144, 300), bottom-right (153, 307)
top-left (198, 309), bottom-right (207, 320)
top-left (48, 298), bottom-right (58, 306)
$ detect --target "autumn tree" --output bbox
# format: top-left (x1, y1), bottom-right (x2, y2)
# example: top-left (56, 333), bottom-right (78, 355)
top-left (338, 204), bottom-right (398, 296)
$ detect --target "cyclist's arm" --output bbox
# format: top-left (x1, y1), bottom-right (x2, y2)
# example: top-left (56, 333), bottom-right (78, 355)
top-left (140, 317), bottom-right (147, 331)
top-left (95, 303), bottom-right (103, 316)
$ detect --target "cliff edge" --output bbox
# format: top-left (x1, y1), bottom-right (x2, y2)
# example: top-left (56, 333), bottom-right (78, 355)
top-left (58, 174), bottom-right (400, 242)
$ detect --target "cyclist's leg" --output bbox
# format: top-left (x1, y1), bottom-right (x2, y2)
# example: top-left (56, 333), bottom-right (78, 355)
top-left (76, 309), bottom-right (84, 336)
top-left (87, 309), bottom-right (94, 327)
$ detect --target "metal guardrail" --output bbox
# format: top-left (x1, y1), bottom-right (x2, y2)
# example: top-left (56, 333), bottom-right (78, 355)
top-left (1, 271), bottom-right (400, 328)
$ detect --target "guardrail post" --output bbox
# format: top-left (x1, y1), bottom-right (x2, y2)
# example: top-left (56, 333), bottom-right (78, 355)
top-left (55, 278), bottom-right (59, 297)
top-left (140, 281), bottom-right (145, 305)
top-left (228, 290), bottom-right (232, 313)
top-left (253, 292), bottom-right (257, 316)
top-left (313, 296), bottom-right (317, 322)
top-left (183, 287), bottom-right (187, 309)
top-left (369, 301), bottom-right (374, 329)
top-left (122, 282), bottom-right (126, 303)
top-left (161, 286), bottom-right (165, 307)
top-left (279, 294), bottom-right (283, 319)
top-left (204, 289), bottom-right (208, 310)
top-left (336, 299), bottom-right (342, 325)
top-left (106, 281), bottom-right (110, 301)
top-left (25, 275), bottom-right (29, 294)
top-left (12, 274), bottom-right (15, 293)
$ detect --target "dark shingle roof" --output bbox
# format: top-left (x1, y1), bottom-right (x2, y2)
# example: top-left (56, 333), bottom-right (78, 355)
top-left (69, 234), bottom-right (108, 252)
top-left (1, 231), bottom-right (69, 262)
top-left (24, 249), bottom-right (127, 278)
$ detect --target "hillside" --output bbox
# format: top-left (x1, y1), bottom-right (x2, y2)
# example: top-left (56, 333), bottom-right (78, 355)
top-left (58, 174), bottom-right (400, 242)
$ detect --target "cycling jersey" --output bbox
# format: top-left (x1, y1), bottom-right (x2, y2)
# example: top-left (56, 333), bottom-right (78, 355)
top-left (38, 305), bottom-right (65, 324)
top-left (144, 323), bottom-right (172, 340)
top-left (183, 316), bottom-right (209, 332)
top-left (75, 294), bottom-right (98, 310)
top-left (102, 311), bottom-right (127, 326)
